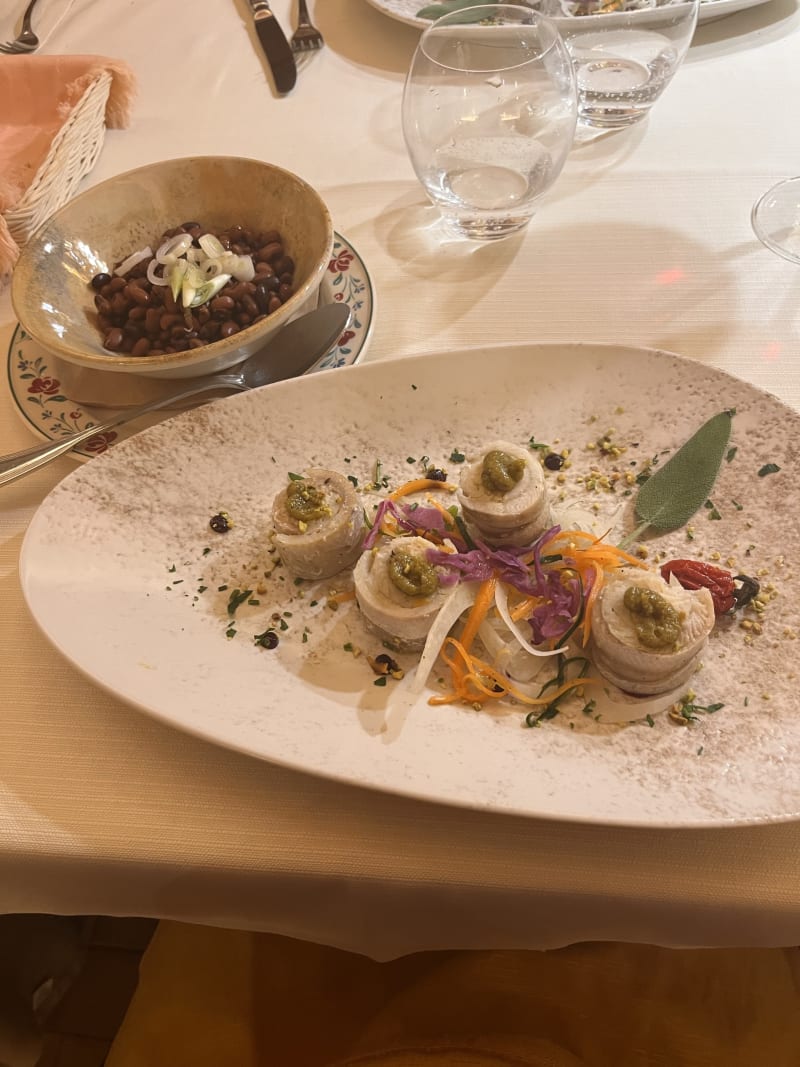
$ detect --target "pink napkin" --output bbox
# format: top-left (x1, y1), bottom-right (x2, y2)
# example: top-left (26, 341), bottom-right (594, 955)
top-left (0, 54), bottom-right (136, 280)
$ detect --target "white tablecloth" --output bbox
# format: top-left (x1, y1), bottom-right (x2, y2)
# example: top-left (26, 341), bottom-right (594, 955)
top-left (1, 0), bottom-right (800, 960)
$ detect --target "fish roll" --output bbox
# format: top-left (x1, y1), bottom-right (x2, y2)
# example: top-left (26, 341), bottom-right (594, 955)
top-left (457, 440), bottom-right (552, 547)
top-left (588, 569), bottom-right (715, 696)
top-left (354, 535), bottom-right (452, 651)
top-left (272, 468), bottom-right (364, 580)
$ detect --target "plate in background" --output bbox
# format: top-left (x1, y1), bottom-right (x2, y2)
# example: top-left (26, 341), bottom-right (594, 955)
top-left (364, 0), bottom-right (777, 29)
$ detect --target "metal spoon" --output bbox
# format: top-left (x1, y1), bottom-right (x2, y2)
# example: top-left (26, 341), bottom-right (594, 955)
top-left (0, 303), bottom-right (349, 488)
top-left (0, 0), bottom-right (41, 54)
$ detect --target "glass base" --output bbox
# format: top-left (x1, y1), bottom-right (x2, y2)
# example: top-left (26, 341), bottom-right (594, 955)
top-left (752, 177), bottom-right (800, 266)
top-left (578, 108), bottom-right (650, 129)
top-left (438, 212), bottom-right (533, 242)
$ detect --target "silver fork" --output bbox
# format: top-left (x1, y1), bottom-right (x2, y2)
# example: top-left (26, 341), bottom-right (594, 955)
top-left (0, 0), bottom-right (40, 54)
top-left (290, 0), bottom-right (324, 53)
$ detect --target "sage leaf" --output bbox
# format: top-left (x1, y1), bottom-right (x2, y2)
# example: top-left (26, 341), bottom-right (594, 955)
top-left (622, 411), bottom-right (734, 545)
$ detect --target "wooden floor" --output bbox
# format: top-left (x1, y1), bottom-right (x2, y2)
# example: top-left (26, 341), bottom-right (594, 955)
top-left (0, 916), bottom-right (155, 1067)
top-left (37, 918), bottom-right (156, 1067)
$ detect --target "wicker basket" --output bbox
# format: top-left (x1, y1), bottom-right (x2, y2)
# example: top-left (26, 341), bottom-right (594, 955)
top-left (3, 69), bottom-right (112, 248)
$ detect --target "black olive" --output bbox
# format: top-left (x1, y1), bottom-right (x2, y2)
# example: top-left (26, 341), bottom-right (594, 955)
top-left (425, 467), bottom-right (448, 482)
top-left (254, 630), bottom-right (279, 650)
top-left (544, 453), bottom-right (564, 471)
top-left (209, 512), bottom-right (231, 533)
top-left (91, 272), bottom-right (112, 291)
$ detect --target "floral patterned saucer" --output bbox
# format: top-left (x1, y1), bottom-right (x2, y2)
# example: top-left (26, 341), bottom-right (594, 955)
top-left (7, 232), bottom-right (374, 459)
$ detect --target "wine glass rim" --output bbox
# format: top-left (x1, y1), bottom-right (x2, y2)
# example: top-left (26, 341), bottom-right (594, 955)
top-left (751, 177), bottom-right (800, 267)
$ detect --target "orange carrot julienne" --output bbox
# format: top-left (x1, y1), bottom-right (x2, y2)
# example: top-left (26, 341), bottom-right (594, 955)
top-left (459, 578), bottom-right (496, 654)
top-left (327, 589), bottom-right (356, 605)
top-left (389, 478), bottom-right (457, 500)
top-left (430, 637), bottom-right (599, 708)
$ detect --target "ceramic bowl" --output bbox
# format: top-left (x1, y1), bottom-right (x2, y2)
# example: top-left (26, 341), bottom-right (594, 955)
top-left (11, 156), bottom-right (334, 380)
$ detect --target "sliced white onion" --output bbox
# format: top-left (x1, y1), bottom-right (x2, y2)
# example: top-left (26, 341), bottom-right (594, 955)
top-left (169, 259), bottom-right (188, 302)
top-left (185, 246), bottom-right (204, 263)
top-left (147, 258), bottom-right (171, 286)
top-left (201, 258), bottom-right (225, 280)
top-left (156, 234), bottom-right (193, 263)
top-left (199, 233), bottom-right (226, 259)
top-left (230, 254), bottom-right (255, 282)
top-left (188, 274), bottom-right (231, 308)
top-left (113, 246), bottom-right (153, 277)
top-left (494, 582), bottom-right (562, 658)
top-left (411, 582), bottom-right (481, 694)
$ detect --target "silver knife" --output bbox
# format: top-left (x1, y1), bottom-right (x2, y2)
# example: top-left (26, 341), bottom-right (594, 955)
top-left (248, 0), bottom-right (297, 94)
top-left (0, 304), bottom-right (350, 488)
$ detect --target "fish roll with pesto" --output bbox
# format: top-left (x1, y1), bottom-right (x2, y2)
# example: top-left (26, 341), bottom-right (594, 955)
top-left (588, 570), bottom-right (715, 696)
top-left (272, 468), bottom-right (364, 580)
top-left (457, 440), bottom-right (552, 547)
top-left (353, 535), bottom-right (452, 651)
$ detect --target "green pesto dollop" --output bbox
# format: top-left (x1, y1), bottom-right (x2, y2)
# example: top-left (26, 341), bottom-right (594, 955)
top-left (387, 550), bottom-right (439, 598)
top-left (481, 450), bottom-right (525, 494)
top-left (285, 479), bottom-right (330, 523)
top-left (623, 585), bottom-right (682, 650)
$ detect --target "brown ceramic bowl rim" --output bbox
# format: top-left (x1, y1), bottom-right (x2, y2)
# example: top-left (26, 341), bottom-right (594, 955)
top-left (11, 155), bottom-right (334, 373)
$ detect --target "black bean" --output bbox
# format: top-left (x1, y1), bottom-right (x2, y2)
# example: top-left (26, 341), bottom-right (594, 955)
top-left (89, 221), bottom-right (296, 357)
top-left (104, 328), bottom-right (124, 351)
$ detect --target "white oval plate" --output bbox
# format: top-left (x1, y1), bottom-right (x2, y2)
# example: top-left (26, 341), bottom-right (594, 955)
top-left (7, 232), bottom-right (373, 459)
top-left (366, 0), bottom-right (776, 29)
top-left (20, 343), bottom-right (800, 828)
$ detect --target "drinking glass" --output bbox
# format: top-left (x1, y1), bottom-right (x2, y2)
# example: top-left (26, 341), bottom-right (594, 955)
top-left (550, 0), bottom-right (699, 129)
top-left (752, 177), bottom-right (800, 265)
top-left (402, 4), bottom-right (577, 241)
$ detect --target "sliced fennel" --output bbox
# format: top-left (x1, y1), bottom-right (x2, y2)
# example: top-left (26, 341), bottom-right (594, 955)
top-left (412, 582), bottom-right (481, 694)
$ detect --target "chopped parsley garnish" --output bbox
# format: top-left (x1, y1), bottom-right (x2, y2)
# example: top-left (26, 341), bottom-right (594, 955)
top-left (343, 642), bottom-right (354, 652)
top-left (704, 499), bottom-right (722, 520)
top-left (528, 437), bottom-right (549, 452)
top-left (758, 463), bottom-right (781, 477)
top-left (373, 676), bottom-right (387, 687)
top-left (288, 472), bottom-right (304, 480)
top-left (726, 447), bottom-right (737, 463)
top-left (197, 586), bottom-right (207, 594)
top-left (449, 448), bottom-right (466, 463)
top-left (227, 589), bottom-right (253, 616)
top-left (168, 564), bottom-right (176, 573)
top-left (202, 547), bottom-right (211, 556)
top-left (217, 584), bottom-right (228, 592)
top-left (406, 457), bottom-right (416, 464)
top-left (225, 627), bottom-right (237, 639)
top-left (645, 714), bottom-right (655, 728)
top-left (347, 475), bottom-right (359, 488)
